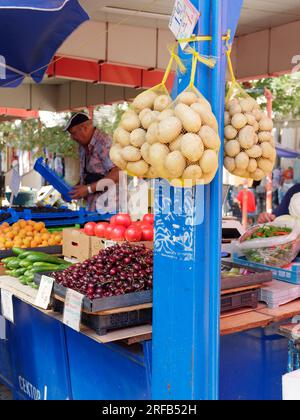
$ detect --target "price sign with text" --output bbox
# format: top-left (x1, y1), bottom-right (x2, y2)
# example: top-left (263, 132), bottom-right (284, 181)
top-left (169, 0), bottom-right (200, 49)
top-left (34, 276), bottom-right (54, 310)
top-left (63, 289), bottom-right (84, 332)
top-left (1, 289), bottom-right (14, 323)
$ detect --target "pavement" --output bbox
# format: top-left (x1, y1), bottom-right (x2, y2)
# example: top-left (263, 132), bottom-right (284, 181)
top-left (0, 383), bottom-right (12, 400)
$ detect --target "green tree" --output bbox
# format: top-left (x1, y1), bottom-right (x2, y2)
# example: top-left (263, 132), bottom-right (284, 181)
top-left (0, 119), bottom-right (78, 158)
top-left (244, 73), bottom-right (300, 121)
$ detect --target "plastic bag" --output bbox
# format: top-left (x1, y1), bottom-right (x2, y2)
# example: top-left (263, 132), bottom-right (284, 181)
top-left (235, 220), bottom-right (300, 267)
top-left (224, 47), bottom-right (276, 181)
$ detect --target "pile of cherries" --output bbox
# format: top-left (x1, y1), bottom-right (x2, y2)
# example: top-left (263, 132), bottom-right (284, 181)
top-left (52, 243), bottom-right (153, 300)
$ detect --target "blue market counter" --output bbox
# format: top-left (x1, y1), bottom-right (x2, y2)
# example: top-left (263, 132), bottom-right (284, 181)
top-left (0, 279), bottom-right (299, 400)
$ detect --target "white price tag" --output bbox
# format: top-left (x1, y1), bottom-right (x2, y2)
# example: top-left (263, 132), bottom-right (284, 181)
top-left (34, 276), bottom-right (54, 310)
top-left (169, 0), bottom-right (200, 49)
top-left (9, 165), bottom-right (21, 198)
top-left (1, 289), bottom-right (14, 323)
top-left (0, 315), bottom-right (6, 340)
top-left (63, 289), bottom-right (84, 332)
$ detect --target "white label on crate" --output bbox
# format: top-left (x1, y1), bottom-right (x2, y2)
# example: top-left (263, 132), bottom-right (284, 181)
top-left (0, 289), bottom-right (14, 323)
top-left (63, 289), bottom-right (84, 332)
top-left (105, 240), bottom-right (116, 249)
top-left (0, 315), bottom-right (6, 340)
top-left (169, 0), bottom-right (200, 49)
top-left (34, 276), bottom-right (54, 310)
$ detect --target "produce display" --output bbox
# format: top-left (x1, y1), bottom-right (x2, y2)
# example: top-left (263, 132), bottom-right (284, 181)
top-left (237, 223), bottom-right (300, 267)
top-left (244, 225), bottom-right (292, 240)
top-left (52, 243), bottom-right (153, 300)
top-left (110, 88), bottom-right (220, 185)
top-left (0, 220), bottom-right (62, 249)
top-left (224, 95), bottom-right (276, 181)
top-left (221, 265), bottom-right (255, 278)
top-left (84, 213), bottom-right (154, 242)
top-left (2, 248), bottom-right (71, 287)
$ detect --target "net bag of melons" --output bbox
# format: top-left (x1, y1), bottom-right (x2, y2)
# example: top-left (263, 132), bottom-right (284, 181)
top-left (224, 47), bottom-right (276, 181)
top-left (110, 47), bottom-right (221, 186)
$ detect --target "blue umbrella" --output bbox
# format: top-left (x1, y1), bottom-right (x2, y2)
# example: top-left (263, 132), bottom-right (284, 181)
top-left (0, 0), bottom-right (89, 88)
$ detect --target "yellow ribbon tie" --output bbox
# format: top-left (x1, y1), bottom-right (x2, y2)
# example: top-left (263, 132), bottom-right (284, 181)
top-left (162, 44), bottom-right (187, 85)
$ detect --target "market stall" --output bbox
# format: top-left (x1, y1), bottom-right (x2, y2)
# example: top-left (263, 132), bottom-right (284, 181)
top-left (1, 0), bottom-right (300, 402)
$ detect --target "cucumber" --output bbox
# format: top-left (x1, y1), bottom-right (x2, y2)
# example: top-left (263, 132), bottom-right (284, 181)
top-left (25, 253), bottom-right (66, 265)
top-left (7, 260), bottom-right (21, 270)
top-left (15, 267), bottom-right (27, 277)
top-left (2, 257), bottom-right (19, 264)
top-left (19, 276), bottom-right (31, 285)
top-left (19, 260), bottom-right (33, 268)
top-left (12, 247), bottom-right (25, 256)
top-left (5, 270), bottom-right (14, 276)
top-left (10, 270), bottom-right (19, 278)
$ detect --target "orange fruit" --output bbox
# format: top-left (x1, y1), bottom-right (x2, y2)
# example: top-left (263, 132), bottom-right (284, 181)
top-left (35, 222), bottom-right (45, 232)
top-left (19, 220), bottom-right (27, 228)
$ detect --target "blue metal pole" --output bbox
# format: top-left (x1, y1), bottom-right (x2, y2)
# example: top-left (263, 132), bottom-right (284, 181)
top-left (152, 0), bottom-right (243, 400)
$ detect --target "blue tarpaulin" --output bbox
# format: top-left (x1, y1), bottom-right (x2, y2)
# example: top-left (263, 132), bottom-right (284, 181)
top-left (276, 144), bottom-right (300, 159)
top-left (0, 0), bottom-right (89, 87)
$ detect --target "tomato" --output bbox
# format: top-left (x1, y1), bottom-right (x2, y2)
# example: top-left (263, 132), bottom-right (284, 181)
top-left (110, 215), bottom-right (118, 225)
top-left (143, 214), bottom-right (154, 225)
top-left (110, 225), bottom-right (126, 241)
top-left (114, 213), bottom-right (132, 228)
top-left (84, 222), bottom-right (96, 236)
top-left (140, 222), bottom-right (153, 231)
top-left (125, 226), bottom-right (143, 242)
top-left (105, 225), bottom-right (114, 240)
top-left (142, 226), bottom-right (154, 241)
top-left (94, 223), bottom-right (109, 239)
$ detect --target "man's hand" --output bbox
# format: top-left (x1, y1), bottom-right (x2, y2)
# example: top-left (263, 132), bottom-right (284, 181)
top-left (70, 185), bottom-right (89, 199)
top-left (258, 212), bottom-right (276, 224)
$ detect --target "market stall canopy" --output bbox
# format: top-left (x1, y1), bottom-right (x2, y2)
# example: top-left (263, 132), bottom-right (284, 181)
top-left (276, 144), bottom-right (300, 159)
top-left (0, 0), bottom-right (89, 88)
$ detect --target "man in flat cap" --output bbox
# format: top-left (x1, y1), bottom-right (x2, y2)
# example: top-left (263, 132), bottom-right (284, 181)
top-left (64, 112), bottom-right (120, 211)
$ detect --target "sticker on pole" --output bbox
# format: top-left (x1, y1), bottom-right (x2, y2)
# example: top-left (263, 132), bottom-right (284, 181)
top-left (34, 275), bottom-right (54, 310)
top-left (63, 289), bottom-right (84, 332)
top-left (169, 0), bottom-right (200, 49)
top-left (1, 289), bottom-right (14, 323)
top-left (0, 315), bottom-right (6, 340)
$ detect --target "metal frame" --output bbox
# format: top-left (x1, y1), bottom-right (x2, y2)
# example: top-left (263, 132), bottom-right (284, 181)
top-left (152, 0), bottom-right (243, 400)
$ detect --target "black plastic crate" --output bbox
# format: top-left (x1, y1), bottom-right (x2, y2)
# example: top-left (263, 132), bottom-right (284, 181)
top-left (52, 298), bottom-right (152, 336)
top-left (221, 289), bottom-right (259, 314)
top-left (34, 272), bottom-right (152, 312)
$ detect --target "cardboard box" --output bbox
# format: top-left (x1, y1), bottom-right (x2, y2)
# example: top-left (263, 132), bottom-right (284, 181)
top-left (63, 229), bottom-right (91, 262)
top-left (90, 236), bottom-right (106, 257)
